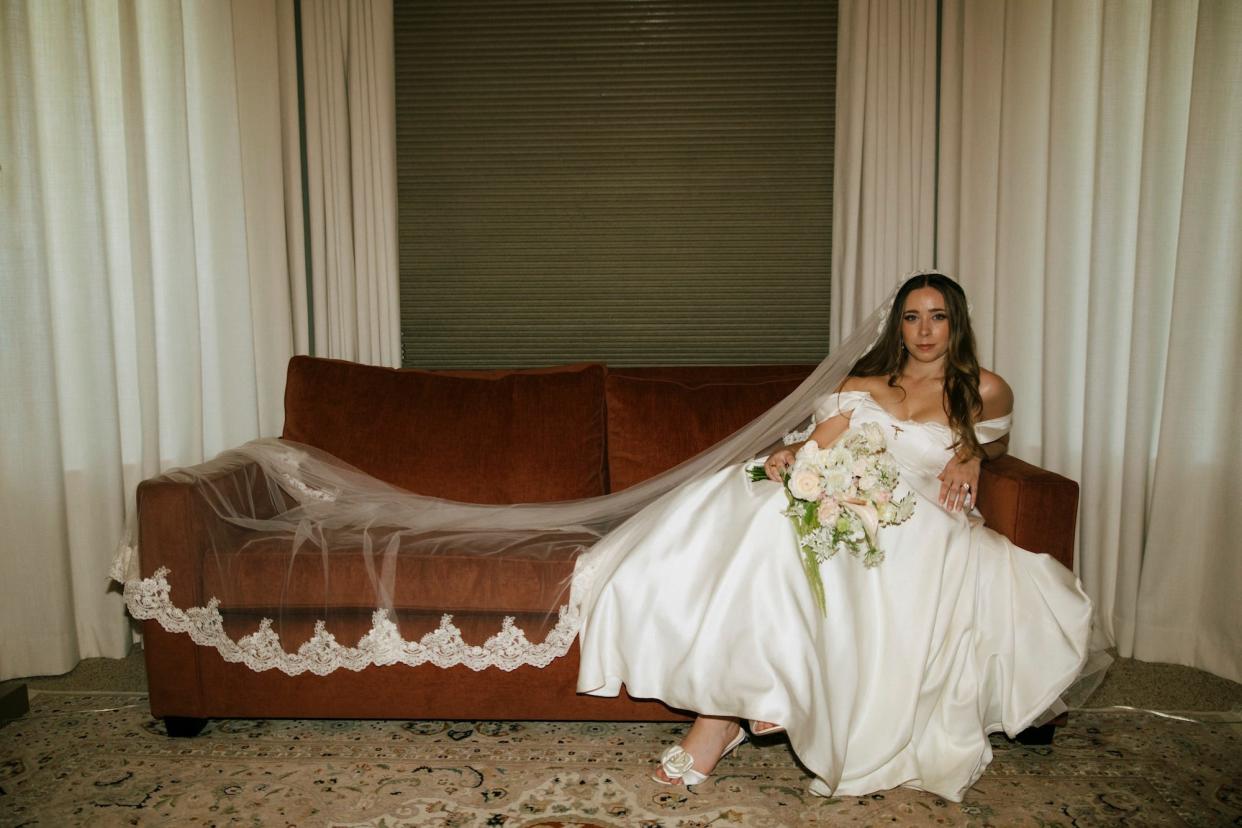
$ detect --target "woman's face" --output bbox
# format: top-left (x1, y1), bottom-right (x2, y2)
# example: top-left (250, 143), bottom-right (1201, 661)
top-left (900, 286), bottom-right (951, 364)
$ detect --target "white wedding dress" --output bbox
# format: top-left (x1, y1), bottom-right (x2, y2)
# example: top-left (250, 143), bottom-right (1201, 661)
top-left (573, 390), bottom-right (1094, 802)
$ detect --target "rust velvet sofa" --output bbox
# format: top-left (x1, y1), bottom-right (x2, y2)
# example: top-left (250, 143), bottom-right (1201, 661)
top-left (136, 356), bottom-right (1080, 738)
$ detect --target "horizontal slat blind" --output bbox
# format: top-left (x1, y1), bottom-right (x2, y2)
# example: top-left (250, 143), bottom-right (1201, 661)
top-left (395, 0), bottom-right (835, 368)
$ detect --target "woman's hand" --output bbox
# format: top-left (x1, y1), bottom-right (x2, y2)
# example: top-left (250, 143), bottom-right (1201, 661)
top-left (764, 449), bottom-right (796, 482)
top-left (937, 453), bottom-right (981, 512)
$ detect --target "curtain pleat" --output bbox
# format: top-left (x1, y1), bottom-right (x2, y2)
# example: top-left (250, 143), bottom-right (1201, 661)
top-left (1134, 0), bottom-right (1242, 683)
top-left (831, 0), bottom-right (938, 344)
top-left (0, 0), bottom-right (298, 680)
top-left (936, 0), bottom-right (1241, 682)
top-left (300, 0), bottom-right (400, 367)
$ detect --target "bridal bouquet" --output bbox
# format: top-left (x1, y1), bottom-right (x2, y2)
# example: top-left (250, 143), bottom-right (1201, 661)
top-left (748, 422), bottom-right (916, 615)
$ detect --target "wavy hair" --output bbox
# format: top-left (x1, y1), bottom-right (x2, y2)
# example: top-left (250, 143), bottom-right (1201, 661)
top-left (849, 273), bottom-right (984, 458)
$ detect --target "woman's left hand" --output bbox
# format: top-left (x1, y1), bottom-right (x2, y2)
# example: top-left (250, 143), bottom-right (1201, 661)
top-left (937, 454), bottom-right (981, 512)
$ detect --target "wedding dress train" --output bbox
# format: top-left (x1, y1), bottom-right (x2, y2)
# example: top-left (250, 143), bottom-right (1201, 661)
top-left (573, 390), bottom-right (1093, 801)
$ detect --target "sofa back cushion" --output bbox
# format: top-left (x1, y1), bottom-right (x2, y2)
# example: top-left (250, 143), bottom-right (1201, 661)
top-left (605, 365), bottom-right (816, 491)
top-left (282, 357), bottom-right (607, 503)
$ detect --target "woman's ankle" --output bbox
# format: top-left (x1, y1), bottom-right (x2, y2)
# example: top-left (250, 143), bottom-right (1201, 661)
top-left (681, 716), bottom-right (742, 773)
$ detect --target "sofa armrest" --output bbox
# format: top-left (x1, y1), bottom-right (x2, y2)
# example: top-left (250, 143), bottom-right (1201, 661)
top-left (976, 454), bottom-right (1079, 571)
top-left (136, 452), bottom-right (273, 719)
top-left (136, 452), bottom-right (278, 586)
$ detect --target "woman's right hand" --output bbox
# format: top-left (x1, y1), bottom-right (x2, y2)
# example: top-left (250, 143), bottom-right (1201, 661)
top-left (764, 449), bottom-right (796, 481)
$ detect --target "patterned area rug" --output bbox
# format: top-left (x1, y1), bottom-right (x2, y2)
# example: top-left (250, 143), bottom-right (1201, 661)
top-left (1, 692), bottom-right (1239, 827)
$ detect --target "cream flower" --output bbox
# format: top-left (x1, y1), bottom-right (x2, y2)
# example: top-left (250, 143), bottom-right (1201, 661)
top-left (817, 498), bottom-right (841, 523)
top-left (823, 467), bottom-right (852, 495)
top-left (789, 467), bottom-right (825, 500)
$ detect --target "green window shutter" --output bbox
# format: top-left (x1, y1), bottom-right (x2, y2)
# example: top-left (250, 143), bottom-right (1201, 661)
top-left (395, 1), bottom-right (836, 368)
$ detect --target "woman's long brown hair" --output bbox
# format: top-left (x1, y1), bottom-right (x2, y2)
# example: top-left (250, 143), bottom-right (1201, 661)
top-left (850, 273), bottom-right (984, 459)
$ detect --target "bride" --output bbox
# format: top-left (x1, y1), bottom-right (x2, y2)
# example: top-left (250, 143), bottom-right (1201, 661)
top-left (574, 272), bottom-right (1094, 801)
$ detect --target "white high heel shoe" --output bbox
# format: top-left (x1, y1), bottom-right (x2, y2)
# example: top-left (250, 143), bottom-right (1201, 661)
top-left (748, 720), bottom-right (786, 737)
top-left (652, 727), bottom-right (747, 786)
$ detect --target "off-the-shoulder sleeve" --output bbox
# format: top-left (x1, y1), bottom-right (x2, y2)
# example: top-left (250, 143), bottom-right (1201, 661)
top-left (813, 390), bottom-right (870, 423)
top-left (975, 413), bottom-right (1012, 443)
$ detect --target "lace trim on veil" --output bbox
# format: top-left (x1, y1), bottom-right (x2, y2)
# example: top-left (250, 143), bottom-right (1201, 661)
top-left (120, 565), bottom-right (582, 675)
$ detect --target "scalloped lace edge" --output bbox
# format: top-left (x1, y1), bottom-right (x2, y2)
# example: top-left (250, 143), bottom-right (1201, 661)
top-left (121, 566), bottom-right (581, 676)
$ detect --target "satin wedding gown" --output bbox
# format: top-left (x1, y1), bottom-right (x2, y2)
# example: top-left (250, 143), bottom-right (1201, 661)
top-left (573, 390), bottom-right (1094, 802)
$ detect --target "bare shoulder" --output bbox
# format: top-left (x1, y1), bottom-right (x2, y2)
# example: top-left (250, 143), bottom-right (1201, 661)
top-left (837, 375), bottom-right (879, 394)
top-left (978, 369), bottom-right (1014, 419)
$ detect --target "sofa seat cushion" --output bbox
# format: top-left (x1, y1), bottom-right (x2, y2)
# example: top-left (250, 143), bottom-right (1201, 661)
top-left (282, 357), bottom-right (607, 503)
top-left (201, 529), bottom-right (593, 615)
top-left (605, 365), bottom-right (815, 491)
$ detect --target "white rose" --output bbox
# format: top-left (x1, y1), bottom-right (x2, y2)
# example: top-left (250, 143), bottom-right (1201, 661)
top-left (797, 442), bottom-right (832, 473)
top-left (789, 468), bottom-right (824, 501)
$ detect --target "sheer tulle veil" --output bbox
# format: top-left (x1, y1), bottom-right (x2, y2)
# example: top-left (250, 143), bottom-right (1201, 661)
top-left (109, 282), bottom-right (892, 674)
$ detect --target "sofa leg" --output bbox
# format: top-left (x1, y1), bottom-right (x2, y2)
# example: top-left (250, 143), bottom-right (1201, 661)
top-left (164, 716), bottom-right (208, 738)
top-left (1014, 711), bottom-right (1068, 745)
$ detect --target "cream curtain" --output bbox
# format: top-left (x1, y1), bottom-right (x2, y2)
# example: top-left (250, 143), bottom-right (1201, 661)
top-left (299, 0), bottom-right (400, 366)
top-left (0, 0), bottom-right (300, 680)
top-left (831, 0), bottom-right (938, 344)
top-left (936, 0), bottom-right (1241, 682)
